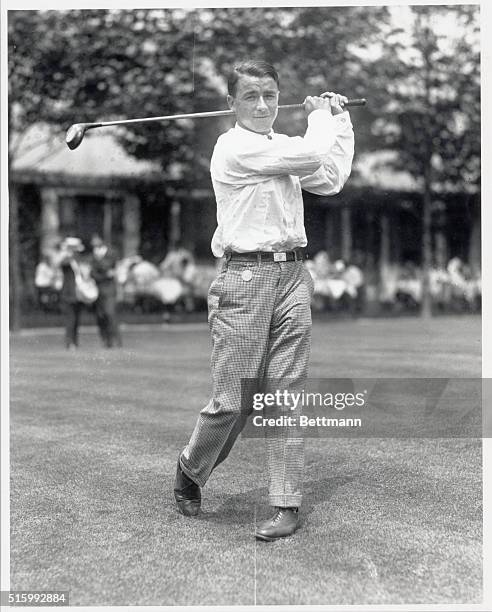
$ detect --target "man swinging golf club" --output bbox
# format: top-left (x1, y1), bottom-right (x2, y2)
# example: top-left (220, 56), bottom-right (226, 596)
top-left (174, 60), bottom-right (355, 541)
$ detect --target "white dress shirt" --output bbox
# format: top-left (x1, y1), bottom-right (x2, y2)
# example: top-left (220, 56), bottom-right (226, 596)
top-left (210, 108), bottom-right (355, 257)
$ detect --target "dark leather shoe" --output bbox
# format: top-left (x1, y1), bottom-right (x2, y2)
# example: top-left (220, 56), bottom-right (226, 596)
top-left (255, 507), bottom-right (299, 541)
top-left (174, 458), bottom-right (201, 517)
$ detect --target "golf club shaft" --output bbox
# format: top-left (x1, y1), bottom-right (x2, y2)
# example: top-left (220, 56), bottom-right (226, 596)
top-left (83, 99), bottom-right (366, 132)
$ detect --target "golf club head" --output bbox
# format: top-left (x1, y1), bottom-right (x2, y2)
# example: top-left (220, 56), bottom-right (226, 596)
top-left (66, 123), bottom-right (87, 150)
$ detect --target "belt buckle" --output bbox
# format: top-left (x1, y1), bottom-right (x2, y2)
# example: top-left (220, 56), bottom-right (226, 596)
top-left (273, 252), bottom-right (287, 262)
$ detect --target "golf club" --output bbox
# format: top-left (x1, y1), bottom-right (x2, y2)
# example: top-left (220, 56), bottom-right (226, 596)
top-left (66, 98), bottom-right (366, 150)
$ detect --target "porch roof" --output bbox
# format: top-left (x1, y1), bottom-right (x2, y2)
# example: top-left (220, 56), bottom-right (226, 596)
top-left (10, 124), bottom-right (163, 187)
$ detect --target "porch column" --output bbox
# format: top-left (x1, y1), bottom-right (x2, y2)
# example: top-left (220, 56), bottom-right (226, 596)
top-left (468, 211), bottom-right (481, 276)
top-left (103, 199), bottom-right (112, 244)
top-left (169, 201), bottom-right (181, 250)
top-left (434, 232), bottom-right (448, 269)
top-left (379, 213), bottom-right (390, 269)
top-left (324, 208), bottom-right (333, 256)
top-left (434, 208), bottom-right (448, 269)
top-left (122, 193), bottom-right (141, 257)
top-left (40, 187), bottom-right (60, 253)
top-left (324, 207), bottom-right (340, 259)
top-left (341, 206), bottom-right (352, 262)
top-left (379, 213), bottom-right (391, 300)
top-left (58, 193), bottom-right (77, 237)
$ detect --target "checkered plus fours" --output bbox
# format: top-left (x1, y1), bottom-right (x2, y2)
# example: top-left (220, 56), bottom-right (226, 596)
top-left (180, 258), bottom-right (314, 507)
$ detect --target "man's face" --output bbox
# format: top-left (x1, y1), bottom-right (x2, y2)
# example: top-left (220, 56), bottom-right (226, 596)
top-left (91, 237), bottom-right (103, 250)
top-left (227, 74), bottom-right (279, 134)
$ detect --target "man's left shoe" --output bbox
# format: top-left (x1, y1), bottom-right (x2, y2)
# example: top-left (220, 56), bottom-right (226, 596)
top-left (255, 507), bottom-right (299, 541)
top-left (174, 457), bottom-right (201, 517)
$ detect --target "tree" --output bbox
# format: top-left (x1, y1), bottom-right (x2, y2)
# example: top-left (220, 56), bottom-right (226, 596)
top-left (371, 5), bottom-right (480, 317)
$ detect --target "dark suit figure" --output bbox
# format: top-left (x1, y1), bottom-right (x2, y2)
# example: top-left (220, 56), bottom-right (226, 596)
top-left (54, 237), bottom-right (85, 349)
top-left (90, 235), bottom-right (122, 348)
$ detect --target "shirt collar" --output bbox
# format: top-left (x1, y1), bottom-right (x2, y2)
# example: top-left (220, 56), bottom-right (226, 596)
top-left (234, 122), bottom-right (275, 139)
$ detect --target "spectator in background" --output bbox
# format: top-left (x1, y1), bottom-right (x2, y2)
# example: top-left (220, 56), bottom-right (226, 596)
top-left (311, 250), bottom-right (331, 278)
top-left (35, 249), bottom-right (63, 312)
top-left (53, 237), bottom-right (85, 350)
top-left (460, 263), bottom-right (481, 312)
top-left (307, 251), bottom-right (333, 311)
top-left (116, 255), bottom-right (164, 313)
top-left (343, 256), bottom-right (365, 316)
top-left (396, 261), bottom-right (421, 309)
top-left (90, 234), bottom-right (122, 348)
top-left (446, 257), bottom-right (467, 311)
top-left (430, 260), bottom-right (450, 311)
top-left (329, 260), bottom-right (348, 311)
top-left (160, 247), bottom-right (198, 312)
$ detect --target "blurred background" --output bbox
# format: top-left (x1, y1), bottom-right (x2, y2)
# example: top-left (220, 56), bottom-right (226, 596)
top-left (7, 5), bottom-right (480, 329)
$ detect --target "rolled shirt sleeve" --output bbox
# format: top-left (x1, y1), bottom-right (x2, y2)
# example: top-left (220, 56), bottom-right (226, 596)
top-left (300, 110), bottom-right (355, 195)
top-left (211, 134), bottom-right (322, 183)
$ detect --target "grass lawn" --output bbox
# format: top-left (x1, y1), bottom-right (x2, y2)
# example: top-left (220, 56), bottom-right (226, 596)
top-left (9, 315), bottom-right (482, 605)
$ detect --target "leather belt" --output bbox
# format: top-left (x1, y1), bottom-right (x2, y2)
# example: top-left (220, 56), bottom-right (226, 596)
top-left (226, 249), bottom-right (305, 262)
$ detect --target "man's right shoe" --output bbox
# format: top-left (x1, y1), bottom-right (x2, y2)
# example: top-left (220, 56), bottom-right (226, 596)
top-left (174, 457), bottom-right (201, 517)
top-left (255, 507), bottom-right (299, 541)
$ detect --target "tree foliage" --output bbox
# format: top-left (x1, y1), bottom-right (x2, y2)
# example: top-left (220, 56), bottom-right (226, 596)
top-left (7, 6), bottom-right (481, 325)
top-left (370, 5), bottom-right (480, 192)
top-left (8, 7), bottom-right (390, 179)
top-left (8, 6), bottom-right (480, 188)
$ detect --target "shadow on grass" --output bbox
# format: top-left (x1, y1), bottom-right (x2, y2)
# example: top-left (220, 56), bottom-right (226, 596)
top-left (200, 476), bottom-right (355, 527)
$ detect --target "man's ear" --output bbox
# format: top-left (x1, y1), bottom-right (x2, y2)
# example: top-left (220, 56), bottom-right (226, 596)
top-left (226, 94), bottom-right (234, 110)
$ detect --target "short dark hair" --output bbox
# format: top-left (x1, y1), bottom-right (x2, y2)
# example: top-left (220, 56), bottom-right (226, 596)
top-left (227, 60), bottom-right (279, 97)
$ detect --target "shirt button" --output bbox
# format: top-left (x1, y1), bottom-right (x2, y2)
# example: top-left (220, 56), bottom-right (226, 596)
top-left (267, 135), bottom-right (272, 140)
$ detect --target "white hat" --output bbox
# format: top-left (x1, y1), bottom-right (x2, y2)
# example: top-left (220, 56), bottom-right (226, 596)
top-left (61, 237), bottom-right (84, 252)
